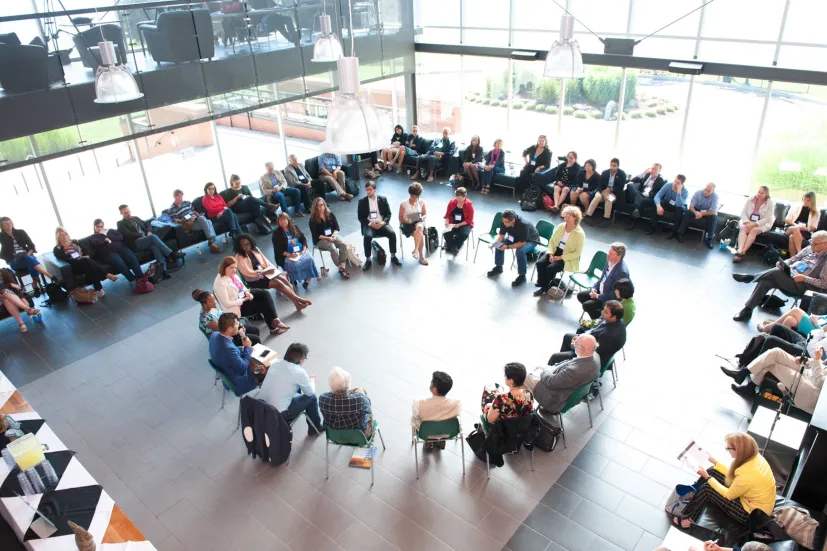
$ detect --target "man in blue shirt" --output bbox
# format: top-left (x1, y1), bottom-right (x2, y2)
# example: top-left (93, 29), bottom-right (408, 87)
top-left (208, 313), bottom-right (261, 396)
top-left (248, 342), bottom-right (322, 435)
top-left (649, 174), bottom-right (688, 236)
top-left (319, 152), bottom-right (352, 202)
top-left (676, 183), bottom-right (720, 247)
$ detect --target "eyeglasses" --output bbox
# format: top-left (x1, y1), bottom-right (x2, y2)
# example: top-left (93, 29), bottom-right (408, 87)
top-left (725, 447), bottom-right (736, 451)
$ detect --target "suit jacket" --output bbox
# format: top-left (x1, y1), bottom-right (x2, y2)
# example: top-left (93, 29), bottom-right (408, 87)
top-left (357, 195), bottom-right (392, 228)
top-left (533, 354), bottom-right (601, 413)
top-left (272, 227), bottom-right (308, 267)
top-left (593, 258), bottom-right (630, 303)
top-left (0, 228), bottom-right (36, 262)
top-left (259, 171), bottom-right (287, 197)
top-left (589, 320), bottom-right (627, 369)
top-left (630, 172), bottom-right (666, 197)
top-left (597, 169), bottom-right (628, 194)
top-left (116, 217), bottom-right (150, 249)
top-left (209, 332), bottom-right (257, 395)
top-left (283, 163), bottom-right (311, 187)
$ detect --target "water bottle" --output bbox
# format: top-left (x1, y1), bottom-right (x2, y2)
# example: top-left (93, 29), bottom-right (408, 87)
top-left (449, 175), bottom-right (455, 186)
top-left (41, 460), bottom-right (58, 485)
top-left (32, 312), bottom-right (43, 324)
top-left (719, 238), bottom-right (729, 250)
top-left (26, 468), bottom-right (46, 493)
top-left (196, 246), bottom-right (202, 256)
top-left (1, 448), bottom-right (14, 469)
top-left (17, 471), bottom-right (36, 496)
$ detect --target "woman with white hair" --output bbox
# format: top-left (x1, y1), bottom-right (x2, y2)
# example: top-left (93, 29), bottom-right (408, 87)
top-left (319, 367), bottom-right (374, 436)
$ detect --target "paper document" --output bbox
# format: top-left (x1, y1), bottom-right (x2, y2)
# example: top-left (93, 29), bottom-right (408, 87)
top-left (677, 440), bottom-right (709, 472)
top-left (661, 526), bottom-right (705, 551)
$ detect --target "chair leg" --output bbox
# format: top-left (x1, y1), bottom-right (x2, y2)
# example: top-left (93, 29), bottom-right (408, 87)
top-left (414, 438), bottom-right (420, 479)
top-left (235, 403), bottom-right (241, 432)
top-left (459, 434), bottom-right (466, 473)
top-left (221, 386), bottom-right (226, 409)
top-left (377, 428), bottom-right (386, 450)
top-left (622, 346), bottom-right (626, 361)
top-left (598, 386), bottom-right (604, 411)
top-left (586, 397), bottom-right (593, 428)
top-left (486, 452), bottom-right (490, 479)
top-left (325, 439), bottom-right (330, 479)
top-left (559, 413), bottom-right (566, 449)
top-left (530, 446), bottom-right (534, 471)
top-left (370, 450), bottom-right (375, 486)
top-left (473, 239), bottom-right (482, 263)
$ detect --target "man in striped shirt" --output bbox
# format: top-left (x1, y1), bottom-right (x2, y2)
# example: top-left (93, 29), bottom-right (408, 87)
top-left (168, 190), bottom-right (221, 253)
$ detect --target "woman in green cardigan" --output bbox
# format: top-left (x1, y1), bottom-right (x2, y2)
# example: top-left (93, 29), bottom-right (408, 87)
top-left (613, 278), bottom-right (636, 325)
top-left (535, 205), bottom-right (586, 297)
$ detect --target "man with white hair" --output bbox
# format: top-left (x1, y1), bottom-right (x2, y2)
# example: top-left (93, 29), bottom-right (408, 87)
top-left (249, 342), bottom-right (321, 435)
top-left (259, 161), bottom-right (306, 217)
top-left (282, 155), bottom-right (314, 211)
top-left (733, 230), bottom-right (827, 321)
top-left (319, 367), bottom-right (373, 437)
top-left (529, 334), bottom-right (601, 415)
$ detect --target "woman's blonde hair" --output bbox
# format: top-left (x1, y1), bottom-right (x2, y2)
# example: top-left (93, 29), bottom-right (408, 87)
top-left (803, 191), bottom-right (818, 215)
top-left (55, 226), bottom-right (70, 246)
top-left (309, 197), bottom-right (331, 224)
top-left (218, 256), bottom-right (237, 276)
top-left (724, 432), bottom-right (759, 485)
top-left (561, 205), bottom-right (582, 226)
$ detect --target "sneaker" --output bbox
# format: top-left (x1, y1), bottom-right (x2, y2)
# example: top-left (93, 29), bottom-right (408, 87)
top-left (512, 275), bottom-right (526, 287)
top-left (487, 266), bottom-right (503, 277)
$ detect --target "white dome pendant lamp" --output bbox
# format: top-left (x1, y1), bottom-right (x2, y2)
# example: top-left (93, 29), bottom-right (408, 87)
top-left (312, 4), bottom-right (343, 62)
top-left (94, 40), bottom-right (143, 103)
top-left (543, 15), bottom-right (584, 79)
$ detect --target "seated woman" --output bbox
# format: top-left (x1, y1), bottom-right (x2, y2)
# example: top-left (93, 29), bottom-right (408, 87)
top-left (550, 151), bottom-right (581, 212)
top-left (308, 198), bottom-right (353, 279)
top-left (214, 256), bottom-right (289, 335)
top-left (535, 206), bottom-right (585, 297)
top-left (193, 288), bottom-right (261, 346)
top-left (272, 213), bottom-right (319, 289)
top-left (515, 135), bottom-right (552, 196)
top-left (399, 182), bottom-right (429, 265)
top-left (202, 182), bottom-right (243, 238)
top-left (0, 268), bottom-right (40, 333)
top-left (88, 219), bottom-right (143, 282)
top-left (676, 432), bottom-right (776, 529)
top-left (54, 227), bottom-right (118, 298)
top-left (481, 362), bottom-right (534, 427)
top-left (378, 125), bottom-right (406, 172)
top-left (480, 139), bottom-right (505, 195)
top-left (733, 186), bottom-right (774, 262)
top-left (0, 216), bottom-right (55, 296)
top-left (757, 306), bottom-right (826, 336)
top-left (226, 174), bottom-right (279, 221)
top-left (784, 192), bottom-right (819, 257)
top-left (575, 159), bottom-right (600, 210)
top-left (613, 278), bottom-right (636, 326)
top-left (461, 135), bottom-right (484, 190)
top-left (443, 187), bottom-right (474, 255)
top-left (319, 366), bottom-right (373, 437)
top-left (233, 233), bottom-right (312, 311)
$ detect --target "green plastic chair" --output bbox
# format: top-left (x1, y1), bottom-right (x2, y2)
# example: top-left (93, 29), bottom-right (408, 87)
top-left (208, 359), bottom-right (237, 409)
top-left (474, 212), bottom-right (502, 263)
top-left (567, 250), bottom-right (608, 291)
top-left (411, 418), bottom-right (464, 479)
top-left (555, 377), bottom-right (603, 449)
top-left (325, 420), bottom-right (386, 486)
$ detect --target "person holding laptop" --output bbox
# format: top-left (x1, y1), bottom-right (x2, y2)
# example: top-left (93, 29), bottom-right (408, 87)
top-left (399, 182), bottom-right (429, 265)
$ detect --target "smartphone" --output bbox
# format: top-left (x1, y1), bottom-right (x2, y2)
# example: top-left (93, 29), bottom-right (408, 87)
top-left (258, 348), bottom-right (270, 358)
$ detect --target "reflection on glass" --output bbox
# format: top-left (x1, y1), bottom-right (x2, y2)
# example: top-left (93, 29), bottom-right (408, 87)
top-left (0, 166), bottom-right (60, 251)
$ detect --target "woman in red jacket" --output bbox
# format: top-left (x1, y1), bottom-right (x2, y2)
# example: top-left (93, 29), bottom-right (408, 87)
top-left (442, 187), bottom-right (475, 255)
top-left (202, 182), bottom-right (243, 237)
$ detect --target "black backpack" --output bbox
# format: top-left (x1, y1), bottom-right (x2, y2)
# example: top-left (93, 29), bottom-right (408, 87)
top-left (254, 216), bottom-right (273, 235)
top-left (345, 178), bottom-right (361, 197)
top-left (44, 282), bottom-right (68, 305)
top-left (371, 240), bottom-right (387, 265)
top-left (533, 412), bottom-right (561, 452)
top-left (763, 245), bottom-right (782, 266)
top-left (520, 186), bottom-right (541, 211)
top-left (427, 227), bottom-right (439, 253)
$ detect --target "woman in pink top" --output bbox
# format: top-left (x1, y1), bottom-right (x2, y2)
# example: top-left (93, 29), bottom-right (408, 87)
top-left (202, 182), bottom-right (243, 237)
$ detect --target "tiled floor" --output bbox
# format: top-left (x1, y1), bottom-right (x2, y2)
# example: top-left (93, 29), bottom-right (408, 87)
top-left (1, 172), bottom-right (766, 550)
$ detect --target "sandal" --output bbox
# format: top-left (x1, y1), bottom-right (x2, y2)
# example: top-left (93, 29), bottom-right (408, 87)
top-left (99, 290), bottom-right (105, 297)
top-left (270, 326), bottom-right (290, 335)
top-left (419, 257), bottom-right (429, 266)
top-left (733, 254), bottom-right (744, 263)
top-left (339, 267), bottom-right (351, 279)
top-left (19, 323), bottom-right (27, 333)
top-left (26, 308), bottom-right (40, 316)
top-left (672, 516), bottom-right (692, 529)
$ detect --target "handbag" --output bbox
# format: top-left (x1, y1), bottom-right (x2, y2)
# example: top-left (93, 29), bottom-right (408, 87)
top-left (664, 484), bottom-right (699, 519)
top-left (69, 287), bottom-right (99, 304)
top-left (465, 425), bottom-right (487, 462)
top-left (134, 275), bottom-right (155, 294)
top-left (345, 244), bottom-right (362, 268)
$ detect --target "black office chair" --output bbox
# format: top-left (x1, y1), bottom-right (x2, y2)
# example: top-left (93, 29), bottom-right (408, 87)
top-left (73, 24), bottom-right (128, 69)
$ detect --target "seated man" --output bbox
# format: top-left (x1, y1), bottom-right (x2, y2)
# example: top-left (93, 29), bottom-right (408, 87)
top-left (208, 313), bottom-right (262, 395)
top-left (318, 152), bottom-right (352, 201)
top-left (259, 162), bottom-right (307, 217)
top-left (319, 366), bottom-right (373, 437)
top-left (528, 335), bottom-right (600, 415)
top-left (625, 163), bottom-right (665, 230)
top-left (249, 342), bottom-right (322, 435)
top-left (550, 301), bottom-right (627, 371)
top-left (578, 242), bottom-right (630, 320)
top-left (585, 157), bottom-right (627, 227)
top-left (411, 371), bottom-right (462, 450)
top-left (226, 174), bottom-right (279, 222)
top-left (733, 230), bottom-right (827, 321)
top-left (677, 182), bottom-right (719, 247)
top-left (283, 154), bottom-right (314, 212)
top-left (414, 127), bottom-right (456, 183)
top-left (117, 204), bottom-right (184, 280)
top-left (358, 180), bottom-right (402, 270)
top-left (487, 209), bottom-right (531, 287)
top-left (168, 189), bottom-right (221, 253)
top-left (722, 347), bottom-right (826, 413)
top-left (651, 174), bottom-right (688, 236)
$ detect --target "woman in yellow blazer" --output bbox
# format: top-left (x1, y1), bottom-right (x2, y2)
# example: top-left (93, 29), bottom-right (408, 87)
top-left (677, 432), bottom-right (776, 528)
top-left (534, 205), bottom-right (585, 297)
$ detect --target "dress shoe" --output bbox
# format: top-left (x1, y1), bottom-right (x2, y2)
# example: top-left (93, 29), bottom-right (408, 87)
top-left (704, 238), bottom-right (714, 249)
top-left (362, 259), bottom-right (372, 271)
top-left (666, 233), bottom-right (675, 240)
top-left (732, 273), bottom-right (755, 283)
top-left (512, 275), bottom-right (526, 287)
top-left (731, 381), bottom-right (756, 399)
top-left (533, 288), bottom-right (547, 297)
top-left (733, 308), bottom-right (753, 321)
top-left (631, 209), bottom-right (641, 219)
top-left (720, 366), bottom-right (749, 384)
top-left (390, 255), bottom-right (402, 267)
top-left (170, 250), bottom-right (186, 260)
top-left (161, 271), bottom-right (172, 280)
top-left (209, 241), bottom-right (221, 254)
top-left (676, 234), bottom-right (683, 243)
top-left (600, 219), bottom-right (612, 228)
top-left (487, 266), bottom-right (503, 277)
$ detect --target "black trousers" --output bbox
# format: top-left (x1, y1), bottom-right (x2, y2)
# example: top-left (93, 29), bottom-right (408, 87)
top-left (233, 320), bottom-right (261, 346)
top-left (362, 224), bottom-right (397, 256)
top-left (577, 290), bottom-right (604, 320)
top-left (738, 324), bottom-right (805, 367)
top-left (240, 288), bottom-right (278, 328)
top-left (69, 258), bottom-right (109, 291)
top-left (536, 255), bottom-right (565, 290)
top-left (515, 165), bottom-right (536, 196)
top-left (549, 332), bottom-right (578, 365)
top-left (651, 203), bottom-right (683, 233)
top-left (444, 225), bottom-right (473, 251)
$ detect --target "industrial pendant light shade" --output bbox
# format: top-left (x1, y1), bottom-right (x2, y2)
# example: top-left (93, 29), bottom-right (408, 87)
top-left (312, 14), bottom-right (344, 62)
top-left (319, 57), bottom-right (386, 154)
top-left (94, 41), bottom-right (143, 103)
top-left (543, 15), bottom-right (584, 79)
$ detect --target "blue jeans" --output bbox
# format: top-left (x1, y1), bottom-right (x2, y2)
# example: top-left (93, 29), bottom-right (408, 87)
top-left (283, 393), bottom-right (322, 433)
top-left (191, 215), bottom-right (216, 241)
top-left (495, 244), bottom-right (527, 275)
top-left (480, 165), bottom-right (505, 187)
top-left (269, 188), bottom-right (305, 214)
top-left (213, 209), bottom-right (242, 234)
top-left (9, 253), bottom-right (40, 272)
top-left (135, 234), bottom-right (172, 270)
top-left (106, 249), bottom-right (143, 281)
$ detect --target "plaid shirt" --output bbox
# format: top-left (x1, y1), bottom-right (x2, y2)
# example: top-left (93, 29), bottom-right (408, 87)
top-left (168, 200), bottom-right (196, 220)
top-left (319, 391), bottom-right (371, 430)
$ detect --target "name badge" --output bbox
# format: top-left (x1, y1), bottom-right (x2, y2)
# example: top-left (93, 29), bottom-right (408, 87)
top-left (69, 251), bottom-right (81, 259)
top-left (238, 290), bottom-right (245, 299)
top-left (794, 261), bottom-right (809, 274)
top-left (669, 199), bottom-right (676, 206)
top-left (750, 213), bottom-right (760, 222)
top-left (369, 212), bottom-right (378, 219)
top-left (298, 175), bottom-right (307, 183)
top-left (184, 214), bottom-right (192, 220)
top-left (530, 160), bottom-right (536, 166)
top-left (324, 228), bottom-right (332, 236)
top-left (583, 183), bottom-right (589, 189)
top-left (505, 234), bottom-right (514, 243)
top-left (454, 214), bottom-right (462, 221)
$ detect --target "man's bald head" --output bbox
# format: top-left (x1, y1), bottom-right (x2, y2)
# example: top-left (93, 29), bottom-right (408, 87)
top-left (576, 335), bottom-right (598, 357)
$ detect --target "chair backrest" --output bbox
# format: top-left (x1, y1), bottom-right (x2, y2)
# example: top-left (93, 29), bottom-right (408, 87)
top-left (208, 358), bottom-right (239, 395)
top-left (599, 353), bottom-right (617, 378)
top-left (192, 196), bottom-right (205, 214)
top-left (487, 212), bottom-right (503, 237)
top-left (560, 379), bottom-right (594, 414)
top-left (304, 156), bottom-right (321, 178)
top-left (325, 426), bottom-right (370, 447)
top-left (585, 250), bottom-right (608, 277)
top-left (417, 418), bottom-right (460, 441)
top-left (535, 219), bottom-right (555, 245)
top-left (75, 24), bottom-right (127, 65)
top-left (0, 44), bottom-right (48, 93)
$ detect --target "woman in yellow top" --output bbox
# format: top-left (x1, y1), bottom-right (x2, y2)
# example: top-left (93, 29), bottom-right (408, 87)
top-left (534, 205), bottom-right (585, 298)
top-left (677, 432), bottom-right (776, 528)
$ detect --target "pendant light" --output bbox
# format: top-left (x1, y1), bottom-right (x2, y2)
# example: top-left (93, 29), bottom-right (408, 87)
top-left (319, 1), bottom-right (386, 154)
top-left (94, 41), bottom-right (143, 103)
top-left (543, 15), bottom-right (584, 79)
top-left (312, 2), bottom-right (343, 62)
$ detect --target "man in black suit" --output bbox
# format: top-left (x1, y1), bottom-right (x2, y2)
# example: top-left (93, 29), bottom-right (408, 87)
top-left (549, 300), bottom-right (627, 372)
top-left (625, 163), bottom-right (666, 230)
top-left (117, 204), bottom-right (184, 279)
top-left (585, 158), bottom-right (627, 227)
top-left (358, 181), bottom-right (402, 270)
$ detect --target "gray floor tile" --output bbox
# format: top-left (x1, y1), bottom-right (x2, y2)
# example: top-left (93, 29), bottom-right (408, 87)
top-left (430, 510), bottom-right (502, 551)
top-left (570, 499), bottom-right (644, 551)
top-left (291, 489), bottom-right (357, 540)
top-left (336, 521), bottom-right (396, 551)
top-left (598, 462), bottom-right (671, 509)
top-left (288, 525), bottom-right (344, 551)
top-left (505, 524), bottom-right (552, 551)
top-left (571, 448), bottom-right (611, 477)
top-left (248, 492), bottom-right (310, 543)
top-left (141, 441), bottom-right (193, 481)
top-left (127, 469), bottom-right (186, 516)
top-left (585, 433), bottom-right (650, 471)
top-left (203, 496), bottom-right (267, 541)
top-left (523, 504), bottom-right (597, 551)
top-left (539, 484), bottom-right (584, 517)
top-left (633, 532), bottom-right (665, 551)
top-left (613, 494), bottom-right (672, 539)
top-left (101, 444), bottom-right (155, 484)
top-left (476, 506), bottom-right (522, 544)
top-left (556, 466), bottom-right (625, 512)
